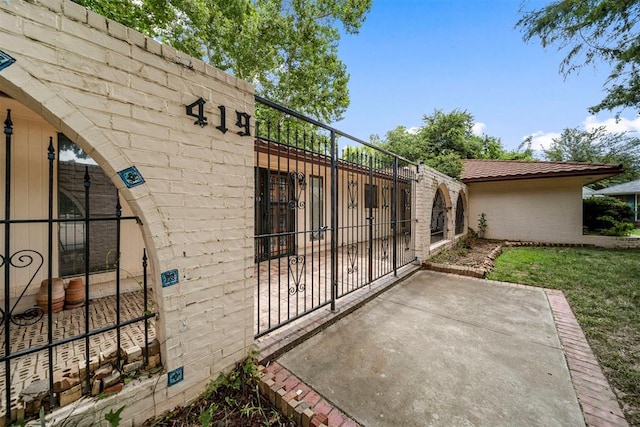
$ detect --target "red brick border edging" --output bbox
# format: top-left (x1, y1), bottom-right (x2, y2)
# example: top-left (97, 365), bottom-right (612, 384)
top-left (546, 290), bottom-right (629, 427)
top-left (259, 362), bottom-right (360, 427)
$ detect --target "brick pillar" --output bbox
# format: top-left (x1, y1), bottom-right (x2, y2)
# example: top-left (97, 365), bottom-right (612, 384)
top-left (414, 164), bottom-right (430, 263)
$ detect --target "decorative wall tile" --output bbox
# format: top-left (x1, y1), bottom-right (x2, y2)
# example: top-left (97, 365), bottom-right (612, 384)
top-left (167, 367), bottom-right (183, 386)
top-left (117, 166), bottom-right (145, 188)
top-left (0, 50), bottom-right (16, 71)
top-left (161, 269), bottom-right (179, 287)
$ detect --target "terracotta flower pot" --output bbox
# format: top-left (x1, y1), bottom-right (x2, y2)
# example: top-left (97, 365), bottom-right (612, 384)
top-left (64, 278), bottom-right (85, 309)
top-left (36, 278), bottom-right (65, 313)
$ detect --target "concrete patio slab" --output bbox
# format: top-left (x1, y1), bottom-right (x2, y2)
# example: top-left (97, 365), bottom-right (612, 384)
top-left (278, 270), bottom-right (585, 426)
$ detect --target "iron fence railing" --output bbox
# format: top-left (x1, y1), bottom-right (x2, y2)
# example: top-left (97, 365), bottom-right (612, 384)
top-left (254, 96), bottom-right (418, 337)
top-left (0, 109), bottom-right (155, 425)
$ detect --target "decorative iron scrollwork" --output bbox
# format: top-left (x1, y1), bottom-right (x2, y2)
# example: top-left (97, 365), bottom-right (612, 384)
top-left (347, 244), bottom-right (358, 273)
top-left (381, 236), bottom-right (389, 260)
top-left (289, 172), bottom-right (306, 209)
top-left (347, 175), bottom-right (358, 209)
top-left (0, 249), bottom-right (45, 326)
top-left (404, 231), bottom-right (411, 251)
top-left (455, 194), bottom-right (465, 235)
top-left (403, 188), bottom-right (411, 211)
top-left (288, 255), bottom-right (306, 295)
top-left (382, 185), bottom-right (389, 209)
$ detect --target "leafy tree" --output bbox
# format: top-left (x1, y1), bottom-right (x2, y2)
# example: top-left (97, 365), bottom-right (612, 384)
top-left (517, 0), bottom-right (640, 114)
top-left (374, 109), bottom-right (534, 178)
top-left (583, 196), bottom-right (635, 236)
top-left (419, 109), bottom-right (483, 160)
top-left (542, 126), bottom-right (640, 187)
top-left (73, 0), bottom-right (372, 123)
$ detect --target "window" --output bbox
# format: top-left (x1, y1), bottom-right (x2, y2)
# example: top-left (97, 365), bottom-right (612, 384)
top-left (58, 134), bottom-right (118, 276)
top-left (310, 176), bottom-right (324, 240)
top-left (364, 183), bottom-right (378, 209)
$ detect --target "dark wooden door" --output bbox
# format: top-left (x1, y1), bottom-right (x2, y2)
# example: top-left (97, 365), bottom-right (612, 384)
top-left (255, 168), bottom-right (295, 260)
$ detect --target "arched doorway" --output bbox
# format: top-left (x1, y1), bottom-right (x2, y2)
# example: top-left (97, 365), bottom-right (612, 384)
top-left (431, 188), bottom-right (447, 243)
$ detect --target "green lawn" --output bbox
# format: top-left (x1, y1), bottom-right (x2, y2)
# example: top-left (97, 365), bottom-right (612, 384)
top-left (488, 247), bottom-right (640, 426)
top-left (631, 228), bottom-right (640, 236)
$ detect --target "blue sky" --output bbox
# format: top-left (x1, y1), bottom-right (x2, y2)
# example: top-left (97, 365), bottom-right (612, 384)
top-left (333, 0), bottom-right (640, 152)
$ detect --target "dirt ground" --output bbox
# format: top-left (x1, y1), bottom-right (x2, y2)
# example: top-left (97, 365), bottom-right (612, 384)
top-left (428, 238), bottom-right (503, 268)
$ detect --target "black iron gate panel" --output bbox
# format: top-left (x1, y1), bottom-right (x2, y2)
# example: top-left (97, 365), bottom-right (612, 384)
top-left (0, 109), bottom-right (155, 425)
top-left (254, 97), bottom-right (417, 337)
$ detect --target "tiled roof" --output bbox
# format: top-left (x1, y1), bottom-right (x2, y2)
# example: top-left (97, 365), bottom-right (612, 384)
top-left (461, 159), bottom-right (623, 183)
top-left (594, 179), bottom-right (640, 195)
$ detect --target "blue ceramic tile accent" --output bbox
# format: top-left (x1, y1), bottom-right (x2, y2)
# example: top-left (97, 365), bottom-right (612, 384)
top-left (117, 166), bottom-right (145, 188)
top-left (0, 50), bottom-right (16, 71)
top-left (167, 367), bottom-right (184, 387)
top-left (161, 269), bottom-right (179, 287)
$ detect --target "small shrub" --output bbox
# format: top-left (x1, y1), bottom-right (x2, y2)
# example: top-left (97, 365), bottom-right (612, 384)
top-left (477, 213), bottom-right (488, 238)
top-left (583, 196), bottom-right (634, 236)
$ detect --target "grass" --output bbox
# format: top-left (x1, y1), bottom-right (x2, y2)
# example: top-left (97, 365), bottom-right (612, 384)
top-left (630, 228), bottom-right (640, 236)
top-left (488, 247), bottom-right (640, 425)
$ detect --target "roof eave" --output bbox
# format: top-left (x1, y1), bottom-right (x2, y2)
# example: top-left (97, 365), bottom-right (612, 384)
top-left (462, 168), bottom-right (623, 184)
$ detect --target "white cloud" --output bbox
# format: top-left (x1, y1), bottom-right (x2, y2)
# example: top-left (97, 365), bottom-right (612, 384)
top-left (407, 126), bottom-right (421, 135)
top-left (522, 130), bottom-right (561, 151)
top-left (472, 122), bottom-right (486, 136)
top-left (583, 115), bottom-right (640, 134)
top-left (523, 114), bottom-right (640, 154)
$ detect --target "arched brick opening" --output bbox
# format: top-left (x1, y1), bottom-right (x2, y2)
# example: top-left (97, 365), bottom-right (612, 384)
top-left (455, 190), bottom-right (467, 235)
top-left (431, 183), bottom-right (452, 243)
top-left (0, 68), bottom-right (165, 309)
top-left (0, 2), bottom-right (255, 422)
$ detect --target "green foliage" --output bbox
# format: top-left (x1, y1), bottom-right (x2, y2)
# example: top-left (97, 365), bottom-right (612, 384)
top-left (104, 406), bottom-right (125, 427)
top-left (477, 213), bottom-right (488, 238)
top-left (517, 0), bottom-right (640, 114)
top-left (584, 196), bottom-right (635, 236)
top-left (374, 109), bottom-right (534, 178)
top-left (542, 126), bottom-right (640, 188)
top-left (73, 0), bottom-right (372, 123)
top-left (423, 153), bottom-right (463, 179)
top-left (204, 352), bottom-right (261, 398)
top-left (199, 402), bottom-right (218, 426)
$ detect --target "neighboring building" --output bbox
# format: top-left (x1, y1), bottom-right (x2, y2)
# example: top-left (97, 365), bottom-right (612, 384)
top-left (582, 186), bottom-right (598, 199)
top-left (462, 159), bottom-right (623, 244)
top-left (593, 179), bottom-right (640, 223)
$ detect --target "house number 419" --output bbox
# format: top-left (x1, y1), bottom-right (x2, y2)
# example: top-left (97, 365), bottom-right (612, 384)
top-left (185, 97), bottom-right (251, 137)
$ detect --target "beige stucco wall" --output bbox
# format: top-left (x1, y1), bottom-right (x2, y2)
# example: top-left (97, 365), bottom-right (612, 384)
top-left (0, 0), bottom-right (254, 424)
top-left (467, 177), bottom-right (585, 244)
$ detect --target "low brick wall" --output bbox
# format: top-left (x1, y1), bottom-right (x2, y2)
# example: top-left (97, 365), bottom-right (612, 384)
top-left (259, 362), bottom-right (360, 427)
top-left (423, 243), bottom-right (502, 278)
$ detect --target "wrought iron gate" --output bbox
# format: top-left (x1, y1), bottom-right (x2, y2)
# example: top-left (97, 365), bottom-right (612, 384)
top-left (254, 97), bottom-right (418, 336)
top-left (1, 109), bottom-right (154, 425)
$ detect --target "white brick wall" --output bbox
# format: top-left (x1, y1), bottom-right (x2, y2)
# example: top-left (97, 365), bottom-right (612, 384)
top-left (414, 164), bottom-right (468, 262)
top-left (0, 0), bottom-right (254, 424)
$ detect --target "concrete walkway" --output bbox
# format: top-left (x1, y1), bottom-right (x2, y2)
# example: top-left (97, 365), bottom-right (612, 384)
top-left (278, 271), bottom-right (585, 426)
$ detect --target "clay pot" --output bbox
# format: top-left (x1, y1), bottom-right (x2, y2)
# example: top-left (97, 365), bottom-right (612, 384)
top-left (36, 278), bottom-right (65, 313)
top-left (64, 278), bottom-right (85, 309)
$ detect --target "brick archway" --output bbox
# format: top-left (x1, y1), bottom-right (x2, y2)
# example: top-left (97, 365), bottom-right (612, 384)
top-left (0, 1), bottom-right (255, 423)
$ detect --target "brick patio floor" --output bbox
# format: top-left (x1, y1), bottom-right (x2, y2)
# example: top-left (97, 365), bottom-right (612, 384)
top-left (0, 290), bottom-right (156, 416)
top-left (255, 237), bottom-right (416, 335)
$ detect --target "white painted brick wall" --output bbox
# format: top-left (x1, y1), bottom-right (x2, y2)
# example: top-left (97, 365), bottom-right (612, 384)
top-left (0, 0), bottom-right (254, 424)
top-left (414, 164), bottom-right (468, 262)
